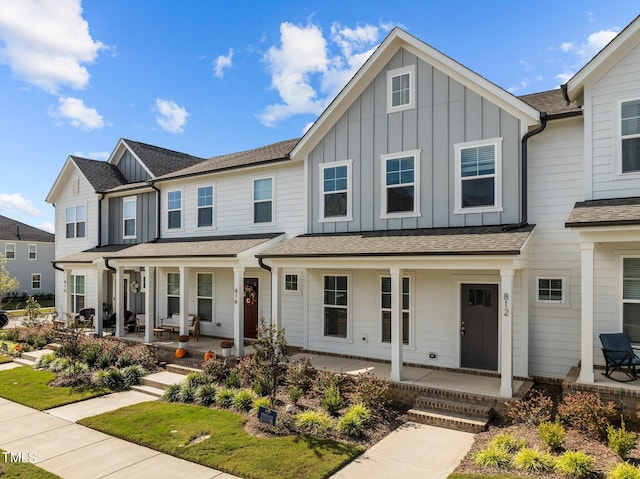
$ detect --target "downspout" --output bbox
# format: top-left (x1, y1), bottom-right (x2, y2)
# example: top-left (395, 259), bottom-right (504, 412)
top-left (104, 258), bottom-right (116, 272)
top-left (52, 261), bottom-right (64, 272)
top-left (150, 182), bottom-right (161, 241)
top-left (97, 193), bottom-right (104, 247)
top-left (258, 257), bottom-right (272, 273)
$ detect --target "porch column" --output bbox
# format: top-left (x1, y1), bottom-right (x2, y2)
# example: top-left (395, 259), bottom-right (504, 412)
top-left (271, 267), bottom-right (281, 330)
top-left (144, 267), bottom-right (156, 342)
top-left (579, 242), bottom-right (595, 383)
top-left (179, 266), bottom-right (188, 336)
top-left (64, 269), bottom-right (72, 317)
top-left (390, 267), bottom-right (403, 382)
top-left (115, 266), bottom-right (124, 337)
top-left (95, 269), bottom-right (104, 337)
top-left (234, 267), bottom-right (245, 357)
top-left (500, 268), bottom-right (514, 397)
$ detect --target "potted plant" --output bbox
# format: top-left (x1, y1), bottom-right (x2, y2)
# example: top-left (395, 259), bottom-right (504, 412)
top-left (220, 340), bottom-right (234, 358)
top-left (178, 334), bottom-right (189, 349)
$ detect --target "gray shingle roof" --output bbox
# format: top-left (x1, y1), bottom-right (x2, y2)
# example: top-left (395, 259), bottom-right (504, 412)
top-left (258, 225), bottom-right (534, 258)
top-left (566, 197), bottom-right (640, 227)
top-left (518, 89), bottom-right (582, 118)
top-left (0, 215), bottom-right (54, 242)
top-left (72, 156), bottom-right (128, 192)
top-left (124, 139), bottom-right (207, 177)
top-left (154, 138), bottom-right (299, 181)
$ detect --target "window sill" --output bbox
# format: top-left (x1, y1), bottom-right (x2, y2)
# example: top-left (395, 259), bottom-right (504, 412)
top-left (251, 222), bottom-right (276, 228)
top-left (453, 206), bottom-right (503, 215)
top-left (380, 211), bottom-right (421, 220)
top-left (319, 216), bottom-right (353, 223)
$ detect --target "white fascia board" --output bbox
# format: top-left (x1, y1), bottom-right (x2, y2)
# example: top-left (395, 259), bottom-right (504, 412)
top-left (45, 156), bottom-right (85, 204)
top-left (109, 139), bottom-right (155, 179)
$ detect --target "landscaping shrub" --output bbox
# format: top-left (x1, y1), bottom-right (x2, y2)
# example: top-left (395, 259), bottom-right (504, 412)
top-left (513, 447), bottom-right (555, 473)
top-left (322, 384), bottom-right (345, 415)
top-left (184, 371), bottom-right (209, 389)
top-left (507, 388), bottom-right (553, 425)
top-left (161, 384), bottom-right (182, 402)
top-left (196, 384), bottom-right (218, 407)
top-left (473, 445), bottom-right (512, 469)
top-left (121, 364), bottom-right (146, 387)
top-left (555, 450), bottom-right (596, 478)
top-left (202, 357), bottom-right (230, 382)
top-left (252, 396), bottom-right (271, 413)
top-left (295, 410), bottom-right (334, 434)
top-left (352, 372), bottom-right (391, 407)
top-left (215, 388), bottom-right (237, 408)
top-left (252, 373), bottom-right (274, 397)
top-left (557, 392), bottom-right (617, 439)
top-left (489, 433), bottom-right (527, 453)
top-left (34, 352), bottom-right (56, 369)
top-left (98, 368), bottom-right (126, 391)
top-left (225, 369), bottom-right (241, 389)
top-left (312, 369), bottom-right (344, 395)
top-left (285, 358), bottom-right (311, 390)
top-left (607, 462), bottom-right (640, 479)
top-left (232, 389), bottom-right (255, 411)
top-left (179, 383), bottom-right (196, 403)
top-left (49, 357), bottom-right (70, 372)
top-left (288, 385), bottom-right (303, 404)
top-left (608, 419), bottom-right (638, 460)
top-left (539, 420), bottom-right (566, 450)
top-left (337, 403), bottom-right (371, 438)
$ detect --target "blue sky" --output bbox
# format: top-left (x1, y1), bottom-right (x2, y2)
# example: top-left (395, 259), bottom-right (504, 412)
top-left (0, 1), bottom-right (637, 233)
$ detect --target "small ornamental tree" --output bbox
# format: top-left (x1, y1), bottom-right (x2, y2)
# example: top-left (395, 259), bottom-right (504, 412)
top-left (0, 254), bottom-right (19, 308)
top-left (22, 296), bottom-right (43, 327)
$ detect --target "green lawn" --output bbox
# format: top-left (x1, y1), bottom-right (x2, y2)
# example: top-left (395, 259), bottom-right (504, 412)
top-left (79, 401), bottom-right (363, 479)
top-left (0, 449), bottom-right (62, 478)
top-left (448, 475), bottom-right (523, 478)
top-left (0, 366), bottom-right (109, 410)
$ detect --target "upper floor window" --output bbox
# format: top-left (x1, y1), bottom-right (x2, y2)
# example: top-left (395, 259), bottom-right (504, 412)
top-left (123, 197), bottom-right (136, 238)
top-left (454, 138), bottom-right (503, 214)
top-left (253, 178), bottom-right (273, 224)
top-left (320, 160), bottom-right (352, 222)
top-left (32, 273), bottom-right (41, 290)
top-left (5, 243), bottom-right (15, 260)
top-left (197, 186), bottom-right (214, 228)
top-left (387, 65), bottom-right (415, 113)
top-left (28, 244), bottom-right (36, 260)
top-left (167, 190), bottom-right (182, 229)
top-left (621, 99), bottom-right (640, 173)
top-left (65, 205), bottom-right (86, 238)
top-left (381, 150), bottom-right (421, 218)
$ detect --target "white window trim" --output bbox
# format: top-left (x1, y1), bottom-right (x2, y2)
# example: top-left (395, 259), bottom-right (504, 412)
top-left (387, 64), bottom-right (416, 114)
top-left (5, 243), bottom-right (15, 260)
top-left (252, 176), bottom-right (276, 226)
top-left (380, 149), bottom-right (421, 219)
top-left (283, 270), bottom-right (302, 295)
top-left (70, 274), bottom-right (85, 314)
top-left (167, 189), bottom-right (184, 231)
top-left (196, 184), bottom-right (216, 230)
top-left (28, 244), bottom-right (37, 260)
top-left (535, 276), bottom-right (565, 304)
top-left (167, 272), bottom-right (181, 314)
top-left (319, 159), bottom-right (353, 223)
top-left (322, 272), bottom-right (351, 342)
top-left (141, 271), bottom-right (147, 293)
top-left (65, 204), bottom-right (86, 239)
top-left (616, 98), bottom-right (640, 177)
top-left (196, 272), bottom-right (215, 323)
top-left (453, 137), bottom-right (504, 214)
top-left (123, 196), bottom-right (137, 239)
top-left (31, 273), bottom-right (41, 290)
top-left (379, 273), bottom-right (414, 347)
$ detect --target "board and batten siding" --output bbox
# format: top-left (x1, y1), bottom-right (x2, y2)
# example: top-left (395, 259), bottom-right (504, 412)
top-left (0, 241), bottom-right (55, 295)
top-left (307, 48), bottom-right (522, 234)
top-left (590, 42), bottom-right (640, 199)
top-left (115, 150), bottom-right (151, 183)
top-left (160, 162), bottom-right (304, 238)
top-left (527, 118), bottom-right (584, 378)
top-left (107, 191), bottom-right (157, 244)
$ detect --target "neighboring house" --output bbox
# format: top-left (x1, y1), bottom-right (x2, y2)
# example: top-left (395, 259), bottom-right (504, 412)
top-left (0, 214), bottom-right (54, 299)
top-left (46, 16), bottom-right (640, 396)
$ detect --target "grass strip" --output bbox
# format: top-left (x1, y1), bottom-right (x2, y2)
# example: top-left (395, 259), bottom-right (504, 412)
top-left (80, 401), bottom-right (363, 479)
top-left (0, 448), bottom-right (62, 478)
top-left (448, 474), bottom-right (524, 478)
top-left (0, 366), bottom-right (108, 410)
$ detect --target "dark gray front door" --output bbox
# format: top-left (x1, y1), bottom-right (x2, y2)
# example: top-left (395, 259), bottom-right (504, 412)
top-left (461, 284), bottom-right (498, 371)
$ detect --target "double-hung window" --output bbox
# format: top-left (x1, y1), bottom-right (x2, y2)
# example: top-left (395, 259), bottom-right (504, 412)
top-left (381, 276), bottom-right (410, 344)
top-left (623, 258), bottom-right (640, 342)
top-left (621, 99), bottom-right (640, 173)
top-left (5, 243), bottom-right (15, 260)
top-left (197, 186), bottom-right (214, 227)
top-left (32, 273), bottom-right (41, 290)
top-left (197, 273), bottom-right (213, 322)
top-left (167, 191), bottom-right (182, 229)
top-left (28, 244), bottom-right (36, 260)
top-left (253, 178), bottom-right (273, 224)
top-left (381, 150), bottom-right (420, 217)
top-left (387, 65), bottom-right (415, 113)
top-left (65, 205), bottom-right (86, 238)
top-left (323, 275), bottom-right (348, 338)
top-left (167, 272), bottom-right (180, 316)
top-left (70, 275), bottom-right (85, 313)
top-left (320, 160), bottom-right (351, 221)
top-left (454, 138), bottom-right (503, 213)
top-left (123, 197), bottom-right (136, 238)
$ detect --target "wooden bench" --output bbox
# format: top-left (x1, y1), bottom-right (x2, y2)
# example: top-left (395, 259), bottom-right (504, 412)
top-left (160, 314), bottom-right (197, 340)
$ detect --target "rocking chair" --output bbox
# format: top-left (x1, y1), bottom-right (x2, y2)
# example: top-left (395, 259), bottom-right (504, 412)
top-left (599, 332), bottom-right (640, 382)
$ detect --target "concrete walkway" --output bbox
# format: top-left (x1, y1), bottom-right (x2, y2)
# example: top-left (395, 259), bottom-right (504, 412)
top-left (0, 361), bottom-right (475, 478)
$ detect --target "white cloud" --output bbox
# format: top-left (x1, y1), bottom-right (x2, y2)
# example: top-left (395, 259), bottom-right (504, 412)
top-left (0, 193), bottom-right (40, 216)
top-left (38, 221), bottom-right (54, 234)
top-left (155, 98), bottom-right (189, 133)
top-left (0, 0), bottom-right (105, 93)
top-left (88, 151), bottom-right (109, 161)
top-left (49, 96), bottom-right (104, 130)
top-left (258, 21), bottom-right (390, 127)
top-left (555, 28), bottom-right (619, 82)
top-left (214, 48), bottom-right (234, 78)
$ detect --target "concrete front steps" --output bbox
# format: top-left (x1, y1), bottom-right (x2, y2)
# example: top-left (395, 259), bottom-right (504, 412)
top-left (407, 390), bottom-right (495, 434)
top-left (13, 348), bottom-right (55, 366)
top-left (131, 364), bottom-right (200, 397)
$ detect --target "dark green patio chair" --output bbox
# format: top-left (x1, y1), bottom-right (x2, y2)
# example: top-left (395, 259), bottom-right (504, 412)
top-left (599, 332), bottom-right (640, 382)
